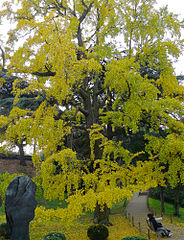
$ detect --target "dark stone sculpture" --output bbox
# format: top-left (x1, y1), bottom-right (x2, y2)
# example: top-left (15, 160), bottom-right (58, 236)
top-left (5, 176), bottom-right (37, 240)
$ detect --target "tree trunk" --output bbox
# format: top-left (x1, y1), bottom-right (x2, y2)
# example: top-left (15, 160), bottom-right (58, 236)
top-left (160, 186), bottom-right (165, 214)
top-left (79, 78), bottom-right (111, 224)
top-left (174, 185), bottom-right (180, 217)
top-left (18, 142), bottom-right (26, 166)
top-left (93, 202), bottom-right (112, 226)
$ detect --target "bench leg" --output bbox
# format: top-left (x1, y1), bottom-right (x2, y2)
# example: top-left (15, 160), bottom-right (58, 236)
top-left (156, 233), bottom-right (161, 240)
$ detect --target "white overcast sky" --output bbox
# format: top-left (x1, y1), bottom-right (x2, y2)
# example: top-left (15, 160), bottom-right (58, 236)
top-left (0, 0), bottom-right (184, 74)
top-left (155, 0), bottom-right (184, 75)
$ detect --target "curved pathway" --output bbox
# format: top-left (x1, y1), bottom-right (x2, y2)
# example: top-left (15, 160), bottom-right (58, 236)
top-left (125, 192), bottom-right (184, 240)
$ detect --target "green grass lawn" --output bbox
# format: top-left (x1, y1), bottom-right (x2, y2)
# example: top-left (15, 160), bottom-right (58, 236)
top-left (148, 197), bottom-right (184, 223)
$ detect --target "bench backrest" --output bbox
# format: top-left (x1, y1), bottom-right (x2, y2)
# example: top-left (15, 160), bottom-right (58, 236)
top-left (146, 219), bottom-right (155, 231)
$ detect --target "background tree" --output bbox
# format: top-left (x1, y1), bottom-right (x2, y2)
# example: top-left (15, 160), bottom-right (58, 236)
top-left (146, 131), bottom-right (184, 216)
top-left (0, 47), bottom-right (43, 165)
top-left (1, 0), bottom-right (184, 225)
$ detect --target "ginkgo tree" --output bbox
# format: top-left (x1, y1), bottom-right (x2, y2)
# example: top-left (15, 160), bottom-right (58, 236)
top-left (1, 0), bottom-right (184, 225)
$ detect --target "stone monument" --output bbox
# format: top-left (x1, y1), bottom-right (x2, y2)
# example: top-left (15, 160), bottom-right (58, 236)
top-left (5, 176), bottom-right (37, 240)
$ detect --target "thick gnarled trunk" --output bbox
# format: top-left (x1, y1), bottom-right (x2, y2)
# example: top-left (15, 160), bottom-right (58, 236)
top-left (93, 202), bottom-right (112, 226)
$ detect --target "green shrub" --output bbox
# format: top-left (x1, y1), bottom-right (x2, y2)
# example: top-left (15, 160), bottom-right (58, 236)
top-left (42, 232), bottom-right (66, 240)
top-left (87, 224), bottom-right (109, 240)
top-left (121, 236), bottom-right (147, 240)
top-left (0, 223), bottom-right (10, 239)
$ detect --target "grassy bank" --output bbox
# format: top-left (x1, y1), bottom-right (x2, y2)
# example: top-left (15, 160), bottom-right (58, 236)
top-left (148, 197), bottom-right (184, 216)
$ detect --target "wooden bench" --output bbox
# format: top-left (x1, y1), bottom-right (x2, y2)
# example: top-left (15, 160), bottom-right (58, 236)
top-left (146, 219), bottom-right (165, 240)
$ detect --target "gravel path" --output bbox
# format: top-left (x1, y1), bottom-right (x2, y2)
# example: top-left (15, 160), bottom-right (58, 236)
top-left (125, 192), bottom-right (184, 240)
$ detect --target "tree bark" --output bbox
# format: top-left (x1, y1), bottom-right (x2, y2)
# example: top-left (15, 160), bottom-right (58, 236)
top-left (93, 202), bottom-right (112, 226)
top-left (160, 186), bottom-right (165, 214)
top-left (174, 185), bottom-right (180, 217)
top-left (18, 142), bottom-right (26, 166)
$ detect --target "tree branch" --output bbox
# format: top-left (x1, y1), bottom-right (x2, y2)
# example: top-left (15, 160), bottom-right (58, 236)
top-left (0, 46), bottom-right (5, 70)
top-left (79, 88), bottom-right (88, 100)
top-left (32, 71), bottom-right (56, 77)
top-left (65, 98), bottom-right (88, 116)
top-left (79, 2), bottom-right (94, 23)
top-left (81, 0), bottom-right (88, 9)
top-left (78, 106), bottom-right (88, 116)
top-left (54, 0), bottom-right (76, 17)
top-left (126, 80), bottom-right (131, 99)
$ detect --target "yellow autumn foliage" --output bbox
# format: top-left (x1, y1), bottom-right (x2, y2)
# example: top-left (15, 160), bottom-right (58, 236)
top-left (0, 0), bottom-right (184, 228)
top-left (30, 214), bottom-right (147, 240)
